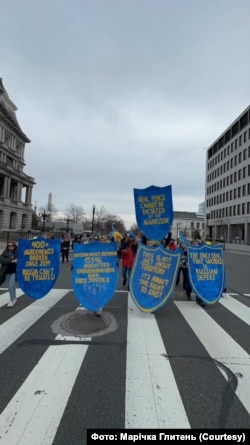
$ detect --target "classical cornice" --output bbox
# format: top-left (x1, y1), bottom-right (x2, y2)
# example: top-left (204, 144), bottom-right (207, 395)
top-left (0, 78), bottom-right (31, 143)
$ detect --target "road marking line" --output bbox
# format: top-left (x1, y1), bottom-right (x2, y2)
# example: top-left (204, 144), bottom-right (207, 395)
top-left (0, 289), bottom-right (69, 354)
top-left (219, 295), bottom-right (250, 326)
top-left (0, 335), bottom-right (89, 445)
top-left (175, 301), bottom-right (250, 415)
top-left (0, 288), bottom-right (24, 308)
top-left (126, 294), bottom-right (190, 429)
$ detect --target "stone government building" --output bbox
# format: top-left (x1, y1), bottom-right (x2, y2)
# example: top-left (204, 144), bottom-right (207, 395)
top-left (0, 79), bottom-right (35, 232)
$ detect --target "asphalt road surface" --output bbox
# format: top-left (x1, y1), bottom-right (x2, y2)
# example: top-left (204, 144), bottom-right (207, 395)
top-left (0, 250), bottom-right (249, 444)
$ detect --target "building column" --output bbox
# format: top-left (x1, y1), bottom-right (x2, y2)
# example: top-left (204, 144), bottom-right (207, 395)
top-left (244, 221), bottom-right (249, 245)
top-left (5, 177), bottom-right (11, 198)
top-left (25, 186), bottom-right (32, 205)
top-left (2, 175), bottom-right (8, 196)
top-left (17, 182), bottom-right (22, 201)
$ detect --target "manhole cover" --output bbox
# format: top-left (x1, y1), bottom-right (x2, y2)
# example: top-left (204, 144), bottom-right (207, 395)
top-left (51, 308), bottom-right (118, 338)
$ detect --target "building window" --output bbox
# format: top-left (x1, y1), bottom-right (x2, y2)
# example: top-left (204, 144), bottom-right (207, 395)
top-left (242, 203), bottom-right (245, 215)
top-left (238, 169), bottom-right (241, 180)
top-left (5, 133), bottom-right (11, 147)
top-left (6, 156), bottom-right (13, 166)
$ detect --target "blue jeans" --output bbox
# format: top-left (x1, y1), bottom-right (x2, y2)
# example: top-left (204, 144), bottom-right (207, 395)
top-left (5, 273), bottom-right (16, 301)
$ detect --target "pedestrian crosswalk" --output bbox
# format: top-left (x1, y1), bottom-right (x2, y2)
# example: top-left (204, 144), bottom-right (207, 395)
top-left (0, 289), bottom-right (250, 443)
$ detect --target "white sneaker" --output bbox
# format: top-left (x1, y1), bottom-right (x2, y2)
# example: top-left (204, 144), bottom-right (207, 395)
top-left (7, 299), bottom-right (17, 308)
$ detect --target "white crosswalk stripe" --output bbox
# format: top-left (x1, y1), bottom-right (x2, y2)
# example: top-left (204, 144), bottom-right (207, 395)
top-left (175, 300), bottom-right (250, 414)
top-left (0, 288), bottom-right (250, 441)
top-left (0, 289), bottom-right (70, 354)
top-left (0, 335), bottom-right (90, 445)
top-left (0, 288), bottom-right (24, 308)
top-left (219, 293), bottom-right (250, 326)
top-left (126, 295), bottom-right (190, 429)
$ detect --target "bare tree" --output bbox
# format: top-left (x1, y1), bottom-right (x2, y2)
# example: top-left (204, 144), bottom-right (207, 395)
top-left (129, 223), bottom-right (140, 235)
top-left (38, 204), bottom-right (57, 222)
top-left (65, 203), bottom-right (86, 223)
top-left (87, 205), bottom-right (126, 235)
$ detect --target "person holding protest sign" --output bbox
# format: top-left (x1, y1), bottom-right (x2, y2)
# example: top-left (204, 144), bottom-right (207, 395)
top-left (121, 232), bottom-right (138, 287)
top-left (0, 241), bottom-right (18, 307)
top-left (141, 230), bottom-right (172, 248)
top-left (176, 242), bottom-right (188, 290)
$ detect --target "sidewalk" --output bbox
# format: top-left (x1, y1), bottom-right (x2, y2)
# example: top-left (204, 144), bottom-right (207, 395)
top-left (224, 242), bottom-right (250, 255)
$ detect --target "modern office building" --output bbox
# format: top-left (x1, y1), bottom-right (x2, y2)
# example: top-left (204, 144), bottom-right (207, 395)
top-left (0, 79), bottom-right (35, 231)
top-left (205, 105), bottom-right (250, 245)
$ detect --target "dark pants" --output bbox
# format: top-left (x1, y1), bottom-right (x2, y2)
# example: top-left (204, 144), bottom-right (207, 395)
top-left (176, 267), bottom-right (188, 289)
top-left (61, 251), bottom-right (69, 262)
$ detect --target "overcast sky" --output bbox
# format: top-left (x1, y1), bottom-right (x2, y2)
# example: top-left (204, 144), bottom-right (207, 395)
top-left (1, 0), bottom-right (250, 229)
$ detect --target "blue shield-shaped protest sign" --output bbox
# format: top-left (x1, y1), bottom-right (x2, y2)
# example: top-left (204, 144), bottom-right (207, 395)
top-left (179, 231), bottom-right (189, 246)
top-left (187, 243), bottom-right (225, 304)
top-left (72, 241), bottom-right (118, 311)
top-left (134, 185), bottom-right (173, 241)
top-left (16, 237), bottom-right (60, 299)
top-left (130, 244), bottom-right (180, 312)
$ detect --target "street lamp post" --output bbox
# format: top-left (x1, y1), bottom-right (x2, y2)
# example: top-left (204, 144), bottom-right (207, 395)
top-left (91, 205), bottom-right (95, 237)
top-left (40, 210), bottom-right (49, 232)
top-left (64, 217), bottom-right (71, 234)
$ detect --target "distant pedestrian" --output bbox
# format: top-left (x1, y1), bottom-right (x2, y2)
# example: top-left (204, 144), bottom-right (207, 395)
top-left (72, 235), bottom-right (83, 249)
top-left (47, 232), bottom-right (55, 239)
top-left (61, 235), bottom-right (70, 263)
top-left (168, 239), bottom-right (177, 251)
top-left (121, 233), bottom-right (138, 287)
top-left (0, 241), bottom-right (18, 307)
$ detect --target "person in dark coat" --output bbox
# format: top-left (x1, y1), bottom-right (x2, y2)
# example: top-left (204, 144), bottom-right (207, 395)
top-left (61, 235), bottom-right (70, 263)
top-left (0, 241), bottom-right (18, 307)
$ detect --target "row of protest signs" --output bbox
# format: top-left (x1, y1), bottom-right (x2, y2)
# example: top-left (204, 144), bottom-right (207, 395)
top-left (16, 185), bottom-right (225, 312)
